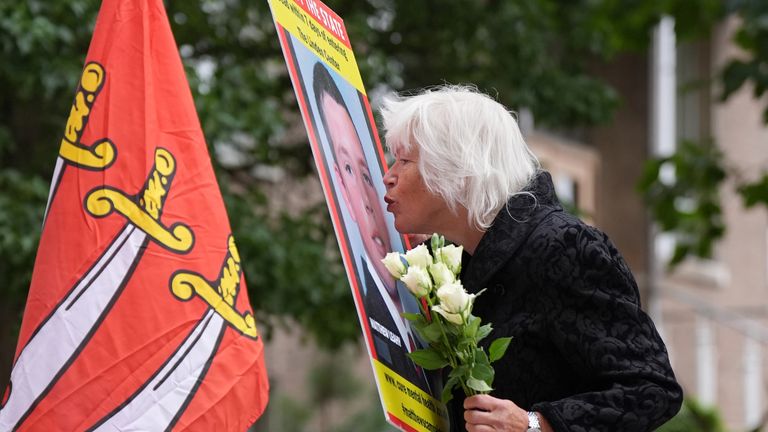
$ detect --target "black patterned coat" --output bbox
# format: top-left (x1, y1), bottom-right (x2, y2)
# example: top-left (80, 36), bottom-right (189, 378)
top-left (446, 171), bottom-right (682, 432)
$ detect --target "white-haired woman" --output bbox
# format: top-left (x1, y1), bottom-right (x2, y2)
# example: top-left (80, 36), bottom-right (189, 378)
top-left (381, 86), bottom-right (682, 432)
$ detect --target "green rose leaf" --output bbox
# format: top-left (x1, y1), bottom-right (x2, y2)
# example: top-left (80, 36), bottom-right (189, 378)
top-left (456, 339), bottom-right (473, 354)
top-left (448, 364), bottom-right (469, 380)
top-left (466, 377), bottom-right (493, 393)
top-left (410, 320), bottom-right (429, 339)
top-left (476, 323), bottom-right (492, 342)
top-left (441, 375), bottom-right (459, 404)
top-left (464, 315), bottom-right (480, 338)
top-left (413, 321), bottom-right (443, 344)
top-left (474, 347), bottom-right (490, 364)
top-left (443, 321), bottom-right (462, 336)
top-left (411, 327), bottom-right (429, 343)
top-left (471, 360), bottom-right (494, 384)
top-left (423, 321), bottom-right (445, 343)
top-left (402, 312), bottom-right (423, 322)
top-left (489, 337), bottom-right (513, 362)
top-left (410, 316), bottom-right (440, 342)
top-left (408, 348), bottom-right (449, 370)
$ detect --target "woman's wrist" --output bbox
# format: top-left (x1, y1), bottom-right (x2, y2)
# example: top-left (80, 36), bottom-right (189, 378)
top-left (532, 411), bottom-right (554, 432)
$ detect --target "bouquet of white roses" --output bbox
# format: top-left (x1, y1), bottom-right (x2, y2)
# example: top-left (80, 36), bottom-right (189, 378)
top-left (381, 234), bottom-right (511, 403)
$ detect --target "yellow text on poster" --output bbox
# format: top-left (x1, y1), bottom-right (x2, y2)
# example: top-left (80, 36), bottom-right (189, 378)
top-left (373, 360), bottom-right (449, 432)
top-left (269, 0), bottom-right (366, 95)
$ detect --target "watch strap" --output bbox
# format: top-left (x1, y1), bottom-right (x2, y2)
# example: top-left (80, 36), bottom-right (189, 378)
top-left (527, 411), bottom-right (541, 431)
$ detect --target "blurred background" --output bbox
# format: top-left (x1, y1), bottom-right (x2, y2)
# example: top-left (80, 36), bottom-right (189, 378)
top-left (1, 0), bottom-right (767, 431)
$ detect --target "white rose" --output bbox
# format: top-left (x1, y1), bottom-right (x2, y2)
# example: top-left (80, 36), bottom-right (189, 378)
top-left (435, 283), bottom-right (474, 315)
top-left (400, 265), bottom-right (432, 298)
top-left (431, 304), bottom-right (464, 325)
top-left (381, 252), bottom-right (406, 279)
top-left (435, 244), bottom-right (463, 274)
top-left (404, 244), bottom-right (433, 268)
top-left (428, 262), bottom-right (454, 288)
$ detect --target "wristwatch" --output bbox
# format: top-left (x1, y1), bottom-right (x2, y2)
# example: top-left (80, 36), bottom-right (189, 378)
top-left (526, 411), bottom-right (541, 432)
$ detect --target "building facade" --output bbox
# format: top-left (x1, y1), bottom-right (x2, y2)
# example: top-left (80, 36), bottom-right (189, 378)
top-left (527, 16), bottom-right (768, 430)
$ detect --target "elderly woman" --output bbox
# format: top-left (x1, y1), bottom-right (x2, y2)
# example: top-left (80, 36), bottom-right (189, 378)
top-left (380, 86), bottom-right (682, 432)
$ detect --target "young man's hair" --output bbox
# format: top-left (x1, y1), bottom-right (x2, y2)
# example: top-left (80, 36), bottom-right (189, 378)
top-left (312, 62), bottom-right (357, 161)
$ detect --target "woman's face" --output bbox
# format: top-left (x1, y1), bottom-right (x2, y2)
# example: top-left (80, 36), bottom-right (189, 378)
top-left (383, 145), bottom-right (452, 235)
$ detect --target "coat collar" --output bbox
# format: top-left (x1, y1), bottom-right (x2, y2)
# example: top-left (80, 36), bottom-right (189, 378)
top-left (461, 171), bottom-right (562, 293)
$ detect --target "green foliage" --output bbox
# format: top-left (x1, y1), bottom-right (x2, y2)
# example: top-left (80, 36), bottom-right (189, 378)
top-left (740, 174), bottom-right (768, 208)
top-left (488, 337), bottom-right (512, 363)
top-left (0, 0), bottom-right (100, 177)
top-left (722, 0), bottom-right (768, 123)
top-left (0, 170), bottom-right (48, 309)
top-left (408, 348), bottom-right (450, 370)
top-left (345, 0), bottom-right (724, 129)
top-left (224, 189), bottom-right (358, 350)
top-left (655, 398), bottom-right (726, 432)
top-left (355, 0), bottom-right (626, 128)
top-left (721, 0), bottom-right (768, 223)
top-left (637, 140), bottom-right (726, 267)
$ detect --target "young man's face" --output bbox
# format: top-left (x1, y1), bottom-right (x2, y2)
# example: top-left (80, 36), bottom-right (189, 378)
top-left (321, 93), bottom-right (393, 285)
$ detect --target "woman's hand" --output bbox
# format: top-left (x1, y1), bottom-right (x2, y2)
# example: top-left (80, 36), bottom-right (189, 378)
top-left (463, 395), bottom-right (553, 432)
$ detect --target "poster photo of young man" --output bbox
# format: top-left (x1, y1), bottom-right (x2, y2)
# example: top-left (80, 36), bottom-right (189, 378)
top-left (269, 1), bottom-right (448, 429)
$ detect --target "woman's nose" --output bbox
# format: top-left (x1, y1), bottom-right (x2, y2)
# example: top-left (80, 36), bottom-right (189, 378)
top-left (383, 169), bottom-right (395, 189)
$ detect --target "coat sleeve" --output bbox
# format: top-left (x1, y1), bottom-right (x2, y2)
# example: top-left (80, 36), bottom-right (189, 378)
top-left (529, 218), bottom-right (683, 432)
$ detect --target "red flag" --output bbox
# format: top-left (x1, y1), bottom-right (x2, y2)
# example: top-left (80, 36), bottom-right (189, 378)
top-left (0, 0), bottom-right (269, 430)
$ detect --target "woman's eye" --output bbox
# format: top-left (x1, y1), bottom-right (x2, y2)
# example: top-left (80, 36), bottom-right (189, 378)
top-left (344, 163), bottom-right (353, 175)
top-left (362, 172), bottom-right (373, 186)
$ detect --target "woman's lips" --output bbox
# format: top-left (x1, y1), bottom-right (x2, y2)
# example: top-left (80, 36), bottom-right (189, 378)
top-left (384, 196), bottom-right (395, 212)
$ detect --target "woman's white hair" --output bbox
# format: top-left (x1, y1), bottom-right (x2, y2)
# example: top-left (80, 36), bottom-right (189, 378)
top-left (380, 85), bottom-right (540, 230)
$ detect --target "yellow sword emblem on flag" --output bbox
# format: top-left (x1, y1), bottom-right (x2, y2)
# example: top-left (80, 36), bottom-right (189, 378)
top-left (58, 62), bottom-right (116, 169)
top-left (85, 147), bottom-right (194, 252)
top-left (170, 235), bottom-right (258, 338)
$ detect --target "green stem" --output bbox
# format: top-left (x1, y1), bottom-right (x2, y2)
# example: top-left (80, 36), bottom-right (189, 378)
top-left (426, 294), bottom-right (475, 397)
top-left (426, 295), bottom-right (456, 364)
top-left (460, 314), bottom-right (475, 397)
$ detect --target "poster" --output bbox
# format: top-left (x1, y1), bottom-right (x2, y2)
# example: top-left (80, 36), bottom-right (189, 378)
top-left (267, 0), bottom-right (448, 431)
